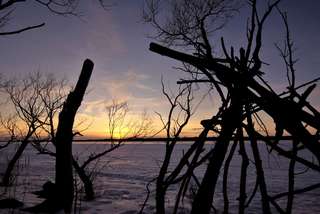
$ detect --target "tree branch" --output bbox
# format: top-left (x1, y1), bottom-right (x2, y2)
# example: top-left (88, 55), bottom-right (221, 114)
top-left (0, 23), bottom-right (45, 35)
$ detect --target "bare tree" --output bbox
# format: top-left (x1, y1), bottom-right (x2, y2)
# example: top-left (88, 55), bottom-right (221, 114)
top-left (0, 71), bottom-right (99, 203)
top-left (0, 70), bottom-right (96, 204)
top-left (20, 59), bottom-right (94, 213)
top-left (154, 82), bottom-right (193, 214)
top-left (106, 100), bottom-right (152, 140)
top-left (0, 73), bottom-right (50, 186)
top-left (146, 0), bottom-right (320, 213)
top-left (1, 74), bottom-right (152, 205)
top-left (33, 98), bottom-right (152, 206)
top-left (79, 100), bottom-right (153, 175)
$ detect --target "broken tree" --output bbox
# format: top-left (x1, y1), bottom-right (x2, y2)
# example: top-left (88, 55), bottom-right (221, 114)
top-left (55, 59), bottom-right (94, 212)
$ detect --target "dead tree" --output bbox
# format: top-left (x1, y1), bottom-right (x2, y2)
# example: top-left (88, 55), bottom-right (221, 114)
top-left (146, 0), bottom-right (320, 213)
top-left (0, 71), bottom-right (98, 201)
top-left (54, 58), bottom-right (94, 212)
top-left (23, 84), bottom-right (151, 202)
top-left (149, 41), bottom-right (320, 213)
top-left (29, 74), bottom-right (97, 201)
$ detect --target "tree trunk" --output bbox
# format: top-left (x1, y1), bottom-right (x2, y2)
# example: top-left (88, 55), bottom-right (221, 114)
top-left (245, 104), bottom-right (271, 214)
top-left (72, 158), bottom-right (95, 200)
top-left (2, 140), bottom-right (29, 186)
top-left (55, 59), bottom-right (94, 212)
top-left (238, 131), bottom-right (249, 214)
top-left (286, 140), bottom-right (297, 214)
top-left (191, 97), bottom-right (242, 214)
top-left (52, 137), bottom-right (95, 200)
top-left (222, 140), bottom-right (237, 214)
top-left (155, 145), bottom-right (173, 214)
top-left (155, 183), bottom-right (166, 214)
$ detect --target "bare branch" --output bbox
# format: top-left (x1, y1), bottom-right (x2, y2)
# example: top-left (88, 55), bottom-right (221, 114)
top-left (0, 23), bottom-right (45, 35)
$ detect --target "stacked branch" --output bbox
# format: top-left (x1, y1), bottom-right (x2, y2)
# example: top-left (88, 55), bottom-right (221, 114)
top-left (145, 0), bottom-right (320, 213)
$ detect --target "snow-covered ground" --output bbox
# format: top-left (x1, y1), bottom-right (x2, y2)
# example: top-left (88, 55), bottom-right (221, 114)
top-left (1, 142), bottom-right (320, 213)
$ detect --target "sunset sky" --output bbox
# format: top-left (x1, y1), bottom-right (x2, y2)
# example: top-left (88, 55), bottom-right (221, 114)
top-left (0, 0), bottom-right (319, 138)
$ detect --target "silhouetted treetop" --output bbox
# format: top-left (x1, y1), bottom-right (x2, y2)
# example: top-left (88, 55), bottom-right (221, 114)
top-left (143, 0), bottom-right (240, 53)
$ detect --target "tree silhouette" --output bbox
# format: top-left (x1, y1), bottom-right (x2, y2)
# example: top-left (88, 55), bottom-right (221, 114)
top-left (53, 59), bottom-right (94, 212)
top-left (146, 0), bottom-right (320, 213)
top-left (154, 81), bottom-right (193, 214)
top-left (79, 100), bottom-right (152, 172)
top-left (0, 73), bottom-right (56, 186)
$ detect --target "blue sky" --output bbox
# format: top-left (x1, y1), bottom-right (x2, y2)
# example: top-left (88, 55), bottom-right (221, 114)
top-left (0, 0), bottom-right (319, 137)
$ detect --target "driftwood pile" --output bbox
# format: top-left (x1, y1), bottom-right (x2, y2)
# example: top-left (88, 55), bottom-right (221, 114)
top-left (147, 1), bottom-right (320, 213)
